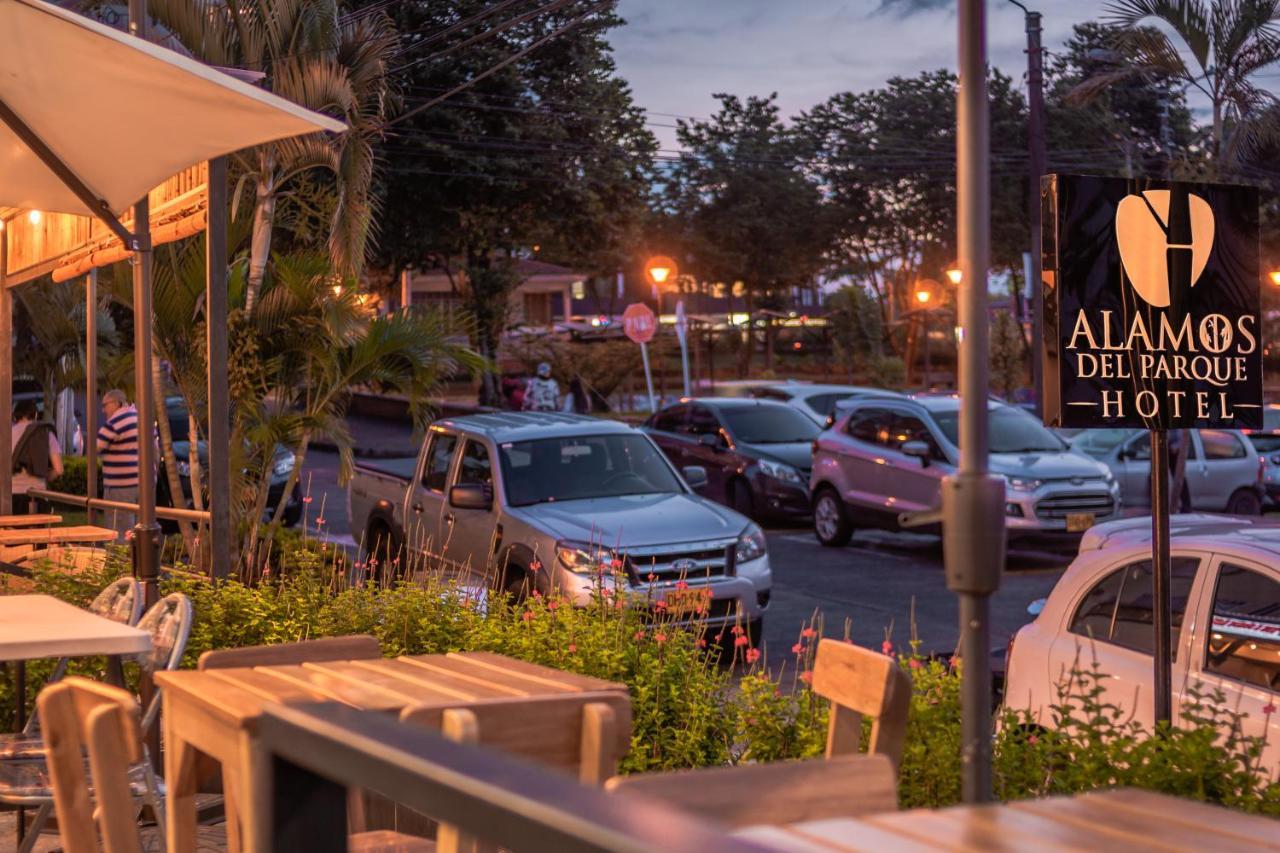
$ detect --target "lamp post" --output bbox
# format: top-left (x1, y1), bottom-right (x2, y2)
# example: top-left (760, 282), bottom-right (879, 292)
top-left (916, 284), bottom-right (934, 389)
top-left (645, 255), bottom-right (677, 312)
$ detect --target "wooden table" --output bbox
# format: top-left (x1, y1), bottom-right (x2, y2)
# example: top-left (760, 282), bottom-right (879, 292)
top-left (0, 525), bottom-right (117, 546)
top-left (0, 514), bottom-right (62, 527)
top-left (156, 651), bottom-right (632, 853)
top-left (737, 789), bottom-right (1280, 852)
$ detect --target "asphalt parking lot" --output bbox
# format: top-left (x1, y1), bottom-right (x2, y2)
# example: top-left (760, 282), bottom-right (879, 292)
top-left (302, 446), bottom-right (1066, 665)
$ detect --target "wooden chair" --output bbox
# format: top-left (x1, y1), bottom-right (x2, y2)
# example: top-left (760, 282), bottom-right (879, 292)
top-left (197, 634), bottom-right (382, 670)
top-left (605, 754), bottom-right (898, 827)
top-left (36, 677), bottom-right (431, 853)
top-left (604, 639), bottom-right (912, 828)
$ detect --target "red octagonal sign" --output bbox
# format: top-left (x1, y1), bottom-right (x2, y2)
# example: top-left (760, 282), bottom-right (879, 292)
top-left (622, 302), bottom-right (657, 344)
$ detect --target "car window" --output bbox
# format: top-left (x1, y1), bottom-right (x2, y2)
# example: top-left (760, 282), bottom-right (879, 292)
top-left (456, 440), bottom-right (492, 488)
top-left (751, 388), bottom-right (791, 402)
top-left (500, 434), bottom-right (683, 506)
top-left (649, 405), bottom-right (687, 433)
top-left (933, 405), bottom-right (1064, 453)
top-left (805, 393), bottom-right (847, 417)
top-left (422, 432), bottom-right (459, 492)
top-left (889, 412), bottom-right (946, 460)
top-left (1068, 557), bottom-right (1200, 654)
top-left (1071, 428), bottom-right (1132, 458)
top-left (1133, 431), bottom-right (1200, 460)
top-left (1206, 563), bottom-right (1280, 691)
top-left (721, 406), bottom-right (820, 444)
top-left (1199, 430), bottom-right (1247, 460)
top-left (687, 405), bottom-right (723, 437)
top-left (846, 407), bottom-right (892, 446)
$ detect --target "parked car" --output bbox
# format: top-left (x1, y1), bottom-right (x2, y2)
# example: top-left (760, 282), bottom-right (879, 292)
top-left (1004, 514), bottom-right (1280, 770)
top-left (1070, 428), bottom-right (1264, 515)
top-left (810, 395), bottom-right (1119, 549)
top-left (347, 412), bottom-right (772, 638)
top-left (1243, 403), bottom-right (1280, 506)
top-left (737, 382), bottom-right (893, 426)
top-left (643, 398), bottom-right (821, 521)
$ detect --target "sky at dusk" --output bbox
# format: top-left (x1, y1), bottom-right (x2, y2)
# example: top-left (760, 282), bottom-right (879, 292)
top-left (609, 0), bottom-right (1111, 152)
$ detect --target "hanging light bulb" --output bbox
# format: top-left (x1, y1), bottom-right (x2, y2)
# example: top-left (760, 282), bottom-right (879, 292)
top-left (27, 210), bottom-right (41, 226)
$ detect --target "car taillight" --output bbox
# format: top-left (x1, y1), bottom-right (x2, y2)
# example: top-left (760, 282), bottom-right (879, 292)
top-left (1260, 457), bottom-right (1267, 484)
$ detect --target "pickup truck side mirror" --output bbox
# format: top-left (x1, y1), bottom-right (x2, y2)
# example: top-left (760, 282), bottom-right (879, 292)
top-left (901, 440), bottom-right (931, 466)
top-left (698, 433), bottom-right (725, 450)
top-left (449, 483), bottom-right (492, 511)
top-left (682, 465), bottom-right (709, 489)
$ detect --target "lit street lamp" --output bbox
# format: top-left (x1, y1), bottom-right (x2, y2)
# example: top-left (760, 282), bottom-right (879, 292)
top-left (645, 255), bottom-right (678, 309)
top-left (915, 280), bottom-right (941, 388)
top-left (946, 265), bottom-right (962, 285)
top-left (1269, 270), bottom-right (1280, 286)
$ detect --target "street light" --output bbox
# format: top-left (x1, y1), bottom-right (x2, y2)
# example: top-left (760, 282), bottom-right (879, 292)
top-left (645, 255), bottom-right (678, 310)
top-left (946, 265), bottom-right (963, 285)
top-left (1269, 270), bottom-right (1280, 286)
top-left (916, 288), bottom-right (932, 304)
top-left (916, 279), bottom-right (942, 389)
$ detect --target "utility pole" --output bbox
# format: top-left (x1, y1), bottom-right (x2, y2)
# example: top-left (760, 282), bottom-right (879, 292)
top-left (1008, 1), bottom-right (1046, 416)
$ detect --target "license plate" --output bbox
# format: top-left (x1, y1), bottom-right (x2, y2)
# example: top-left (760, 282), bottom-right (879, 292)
top-left (1066, 512), bottom-right (1095, 532)
top-left (664, 588), bottom-right (712, 617)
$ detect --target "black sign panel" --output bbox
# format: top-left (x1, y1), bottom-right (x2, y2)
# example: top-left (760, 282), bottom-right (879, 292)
top-left (1042, 175), bottom-right (1262, 430)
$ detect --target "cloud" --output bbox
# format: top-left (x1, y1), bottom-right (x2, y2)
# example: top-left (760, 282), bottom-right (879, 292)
top-left (873, 0), bottom-right (954, 18)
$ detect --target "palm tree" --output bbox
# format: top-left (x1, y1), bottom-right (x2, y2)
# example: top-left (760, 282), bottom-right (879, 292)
top-left (14, 279), bottom-right (118, 424)
top-left (140, 0), bottom-right (397, 308)
top-left (1075, 0), bottom-right (1280, 164)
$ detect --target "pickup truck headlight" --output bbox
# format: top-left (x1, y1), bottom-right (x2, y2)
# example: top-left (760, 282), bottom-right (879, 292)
top-left (1005, 477), bottom-right (1043, 492)
top-left (757, 458), bottom-right (803, 485)
top-left (735, 524), bottom-right (767, 564)
top-left (556, 541), bottom-right (617, 574)
top-left (272, 450), bottom-right (296, 478)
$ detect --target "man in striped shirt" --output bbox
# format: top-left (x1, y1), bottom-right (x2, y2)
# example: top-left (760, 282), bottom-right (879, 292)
top-left (97, 389), bottom-right (139, 537)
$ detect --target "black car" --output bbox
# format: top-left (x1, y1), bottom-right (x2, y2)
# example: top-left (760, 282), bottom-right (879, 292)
top-left (643, 398), bottom-right (820, 521)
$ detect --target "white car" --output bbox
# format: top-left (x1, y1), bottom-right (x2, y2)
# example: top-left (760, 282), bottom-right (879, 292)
top-left (720, 380), bottom-right (893, 426)
top-left (1004, 514), bottom-right (1280, 774)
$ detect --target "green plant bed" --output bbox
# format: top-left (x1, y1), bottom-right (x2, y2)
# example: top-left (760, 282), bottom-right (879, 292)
top-left (2, 552), bottom-right (1276, 814)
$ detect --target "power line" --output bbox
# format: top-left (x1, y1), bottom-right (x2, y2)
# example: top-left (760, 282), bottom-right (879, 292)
top-left (391, 0), bottom-right (581, 73)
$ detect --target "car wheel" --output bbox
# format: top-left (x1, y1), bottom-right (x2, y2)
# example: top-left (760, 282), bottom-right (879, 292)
top-left (813, 488), bottom-right (853, 547)
top-left (1226, 488), bottom-right (1263, 516)
top-left (362, 522), bottom-right (401, 583)
top-left (500, 564), bottom-right (532, 603)
top-left (728, 477), bottom-right (755, 518)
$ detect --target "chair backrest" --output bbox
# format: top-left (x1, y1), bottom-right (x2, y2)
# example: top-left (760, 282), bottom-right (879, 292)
top-left (134, 592), bottom-right (194, 674)
top-left (197, 634), bottom-right (381, 670)
top-left (37, 677), bottom-right (146, 853)
top-left (811, 639), bottom-right (912, 769)
top-left (604, 754), bottom-right (898, 828)
top-left (89, 578), bottom-right (144, 626)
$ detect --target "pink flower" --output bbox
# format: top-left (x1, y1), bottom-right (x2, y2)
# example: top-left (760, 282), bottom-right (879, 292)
top-left (615, 600), bottom-right (625, 611)
top-left (1028, 734), bottom-right (1040, 745)
top-left (567, 643), bottom-right (577, 653)
top-left (646, 572), bottom-right (657, 583)
top-left (633, 630), bottom-right (645, 641)
top-left (654, 600), bottom-right (667, 612)
top-left (745, 648), bottom-right (761, 665)
top-left (909, 658), bottom-right (923, 670)
top-left (731, 625), bottom-right (744, 636)
top-left (791, 643), bottom-right (804, 655)
top-left (315, 517), bottom-right (325, 527)
top-left (530, 559), bottom-right (542, 572)
top-left (801, 627), bottom-right (816, 639)
top-left (799, 670), bottom-right (813, 685)
top-left (734, 635), bottom-right (749, 648)
top-left (1264, 704), bottom-right (1277, 715)
top-left (303, 495), bottom-right (313, 504)
top-left (124, 529), bottom-right (135, 540)
top-left (697, 638), bottom-right (707, 648)
top-left (610, 558), bottom-right (623, 569)
top-left (547, 598), bottom-right (560, 611)
top-left (675, 580), bottom-right (689, 591)
top-left (521, 610), bottom-right (534, 622)
top-left (655, 632), bottom-right (668, 644)
top-left (881, 640), bottom-right (893, 656)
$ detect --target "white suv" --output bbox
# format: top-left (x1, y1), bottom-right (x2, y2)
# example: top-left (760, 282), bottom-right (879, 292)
top-left (810, 395), bottom-right (1119, 550)
top-left (1004, 515), bottom-right (1280, 771)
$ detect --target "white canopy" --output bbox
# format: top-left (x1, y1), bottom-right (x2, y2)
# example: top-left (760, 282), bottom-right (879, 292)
top-left (0, 0), bottom-right (345, 219)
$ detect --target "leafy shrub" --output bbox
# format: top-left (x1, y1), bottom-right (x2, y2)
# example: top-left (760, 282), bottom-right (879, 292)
top-left (2, 551), bottom-right (1276, 815)
top-left (48, 454), bottom-right (91, 496)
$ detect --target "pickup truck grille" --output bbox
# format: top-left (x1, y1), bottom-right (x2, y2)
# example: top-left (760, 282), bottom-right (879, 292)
top-left (625, 540), bottom-right (736, 585)
top-left (1035, 492), bottom-right (1115, 520)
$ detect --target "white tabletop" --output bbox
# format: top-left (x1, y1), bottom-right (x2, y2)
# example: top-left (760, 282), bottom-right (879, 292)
top-left (0, 594), bottom-right (150, 662)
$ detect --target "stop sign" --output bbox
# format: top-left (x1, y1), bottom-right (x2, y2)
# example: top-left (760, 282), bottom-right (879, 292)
top-left (622, 302), bottom-right (657, 344)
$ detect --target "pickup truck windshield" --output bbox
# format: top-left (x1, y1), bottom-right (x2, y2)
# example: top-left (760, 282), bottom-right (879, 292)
top-left (500, 434), bottom-right (684, 506)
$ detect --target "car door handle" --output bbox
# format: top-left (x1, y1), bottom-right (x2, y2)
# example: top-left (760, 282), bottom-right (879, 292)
top-left (445, 512), bottom-right (456, 526)
top-left (412, 502), bottom-right (424, 514)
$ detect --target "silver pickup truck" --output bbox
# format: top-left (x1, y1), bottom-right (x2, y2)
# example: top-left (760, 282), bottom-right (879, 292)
top-left (346, 412), bottom-right (773, 635)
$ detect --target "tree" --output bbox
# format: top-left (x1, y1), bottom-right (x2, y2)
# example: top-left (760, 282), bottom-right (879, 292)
top-left (990, 310), bottom-right (1026, 400)
top-left (1072, 0), bottom-right (1280, 166)
top-left (141, 0), bottom-right (397, 307)
top-left (665, 94), bottom-right (831, 376)
top-left (361, 0), bottom-right (655, 403)
top-left (796, 71), bottom-right (1026, 370)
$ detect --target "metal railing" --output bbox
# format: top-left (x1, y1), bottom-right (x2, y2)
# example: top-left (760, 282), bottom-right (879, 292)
top-left (256, 703), bottom-right (769, 853)
top-left (26, 488), bottom-right (212, 524)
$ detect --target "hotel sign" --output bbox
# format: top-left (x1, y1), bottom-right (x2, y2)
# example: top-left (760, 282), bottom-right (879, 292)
top-left (1042, 175), bottom-right (1262, 430)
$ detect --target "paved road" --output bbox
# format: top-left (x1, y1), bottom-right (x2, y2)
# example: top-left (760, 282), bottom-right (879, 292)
top-left (299, 446), bottom-right (1064, 664)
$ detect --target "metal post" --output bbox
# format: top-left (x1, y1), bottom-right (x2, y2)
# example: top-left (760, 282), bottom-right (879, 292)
top-left (1025, 9), bottom-right (1045, 416)
top-left (0, 223), bottom-right (11, 516)
top-left (944, 0), bottom-right (1006, 806)
top-left (639, 342), bottom-right (656, 413)
top-left (922, 311), bottom-right (932, 390)
top-left (128, 0), bottom-right (159, 609)
top-left (1150, 429), bottom-right (1172, 724)
top-left (206, 157), bottom-right (231, 580)
top-left (85, 271), bottom-right (98, 524)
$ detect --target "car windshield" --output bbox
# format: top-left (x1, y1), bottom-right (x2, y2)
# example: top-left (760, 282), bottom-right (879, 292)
top-left (1248, 434), bottom-right (1280, 454)
top-left (1070, 428), bottom-right (1133, 459)
top-left (500, 434), bottom-right (684, 506)
top-left (722, 406), bottom-right (822, 443)
top-left (933, 407), bottom-right (1065, 453)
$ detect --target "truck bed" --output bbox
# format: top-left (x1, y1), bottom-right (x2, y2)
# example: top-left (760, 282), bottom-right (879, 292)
top-left (348, 456), bottom-right (418, 542)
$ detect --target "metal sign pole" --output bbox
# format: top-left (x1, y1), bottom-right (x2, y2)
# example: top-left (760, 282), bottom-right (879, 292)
top-left (639, 342), bottom-right (657, 413)
top-left (1149, 428), bottom-right (1173, 724)
top-left (676, 300), bottom-right (691, 397)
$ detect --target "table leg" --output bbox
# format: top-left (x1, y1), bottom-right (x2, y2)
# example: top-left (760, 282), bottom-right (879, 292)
top-left (164, 701), bottom-right (201, 853)
top-left (237, 728), bottom-right (273, 853)
top-left (15, 660), bottom-right (25, 848)
top-left (222, 765), bottom-right (243, 853)
top-left (105, 654), bottom-right (125, 687)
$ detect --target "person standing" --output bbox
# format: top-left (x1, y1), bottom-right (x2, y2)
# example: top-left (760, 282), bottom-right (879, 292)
top-left (522, 362), bottom-right (560, 412)
top-left (97, 389), bottom-right (140, 537)
top-left (11, 399), bottom-right (62, 514)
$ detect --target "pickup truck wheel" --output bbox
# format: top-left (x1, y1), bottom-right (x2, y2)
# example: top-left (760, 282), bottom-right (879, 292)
top-left (499, 564), bottom-right (532, 602)
top-left (363, 522), bottom-right (402, 581)
top-left (813, 488), bottom-right (853, 547)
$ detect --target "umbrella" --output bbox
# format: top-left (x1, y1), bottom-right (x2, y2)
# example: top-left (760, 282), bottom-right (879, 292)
top-left (0, 0), bottom-right (346, 592)
top-left (0, 0), bottom-right (344, 226)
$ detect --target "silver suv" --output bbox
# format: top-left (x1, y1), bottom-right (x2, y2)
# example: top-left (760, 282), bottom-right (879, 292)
top-left (348, 413), bottom-right (772, 635)
top-left (810, 395), bottom-right (1119, 550)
